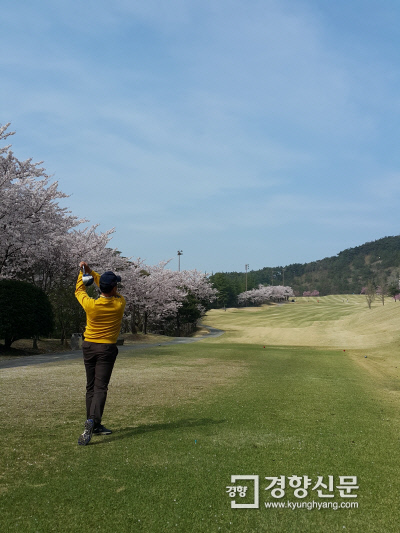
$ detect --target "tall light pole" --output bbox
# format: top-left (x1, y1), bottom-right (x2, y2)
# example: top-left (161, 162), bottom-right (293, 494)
top-left (245, 264), bottom-right (249, 291)
top-left (177, 250), bottom-right (183, 272)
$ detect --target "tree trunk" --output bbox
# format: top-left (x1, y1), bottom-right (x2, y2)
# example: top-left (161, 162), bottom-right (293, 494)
top-left (130, 306), bottom-right (137, 334)
top-left (4, 336), bottom-right (14, 349)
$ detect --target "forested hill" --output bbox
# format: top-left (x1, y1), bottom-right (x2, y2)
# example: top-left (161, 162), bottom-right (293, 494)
top-left (210, 235), bottom-right (400, 306)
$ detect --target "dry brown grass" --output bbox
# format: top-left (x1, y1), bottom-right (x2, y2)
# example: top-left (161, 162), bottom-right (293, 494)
top-left (122, 332), bottom-right (175, 344)
top-left (0, 349), bottom-right (248, 432)
top-left (203, 296), bottom-right (400, 349)
top-left (111, 353), bottom-right (248, 426)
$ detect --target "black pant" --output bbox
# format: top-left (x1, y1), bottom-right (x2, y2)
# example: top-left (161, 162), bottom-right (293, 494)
top-left (82, 341), bottom-right (118, 426)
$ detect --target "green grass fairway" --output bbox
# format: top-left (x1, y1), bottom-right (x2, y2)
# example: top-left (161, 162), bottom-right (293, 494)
top-left (1, 296), bottom-right (400, 532)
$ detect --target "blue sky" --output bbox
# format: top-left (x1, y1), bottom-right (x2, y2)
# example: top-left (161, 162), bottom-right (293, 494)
top-left (2, 0), bottom-right (400, 273)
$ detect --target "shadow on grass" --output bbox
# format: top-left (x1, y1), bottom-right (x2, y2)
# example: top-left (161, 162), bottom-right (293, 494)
top-left (91, 417), bottom-right (227, 444)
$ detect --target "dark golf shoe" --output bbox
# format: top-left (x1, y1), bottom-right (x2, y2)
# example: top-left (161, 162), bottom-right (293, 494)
top-left (93, 424), bottom-right (112, 435)
top-left (78, 418), bottom-right (94, 445)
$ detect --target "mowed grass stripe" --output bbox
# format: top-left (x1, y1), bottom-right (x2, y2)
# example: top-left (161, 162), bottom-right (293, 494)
top-left (1, 334), bottom-right (399, 532)
top-left (203, 295), bottom-right (400, 349)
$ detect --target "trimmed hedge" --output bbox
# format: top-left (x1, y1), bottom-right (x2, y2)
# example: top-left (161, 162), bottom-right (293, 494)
top-left (0, 279), bottom-right (54, 348)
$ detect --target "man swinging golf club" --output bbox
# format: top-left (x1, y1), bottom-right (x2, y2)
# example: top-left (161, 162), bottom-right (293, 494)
top-left (75, 261), bottom-right (126, 446)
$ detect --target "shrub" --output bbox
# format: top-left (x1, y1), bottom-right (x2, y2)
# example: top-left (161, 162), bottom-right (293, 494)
top-left (0, 279), bottom-right (54, 348)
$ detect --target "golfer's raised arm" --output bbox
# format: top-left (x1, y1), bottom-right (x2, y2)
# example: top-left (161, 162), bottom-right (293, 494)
top-left (75, 267), bottom-right (101, 308)
top-left (79, 261), bottom-right (92, 273)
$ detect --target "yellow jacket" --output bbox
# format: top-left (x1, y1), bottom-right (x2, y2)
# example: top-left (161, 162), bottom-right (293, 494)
top-left (75, 270), bottom-right (126, 344)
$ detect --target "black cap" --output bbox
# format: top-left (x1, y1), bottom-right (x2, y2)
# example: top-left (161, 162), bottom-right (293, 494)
top-left (100, 271), bottom-right (121, 289)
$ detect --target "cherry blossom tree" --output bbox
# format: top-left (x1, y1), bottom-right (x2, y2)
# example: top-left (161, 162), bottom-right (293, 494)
top-left (238, 284), bottom-right (294, 306)
top-left (178, 268), bottom-right (218, 313)
top-left (122, 260), bottom-right (184, 333)
top-left (24, 225), bottom-right (130, 292)
top-left (0, 122), bottom-right (217, 341)
top-left (0, 122), bottom-right (130, 284)
top-left (0, 123), bottom-right (84, 278)
top-left (0, 123), bottom-right (132, 342)
top-left (173, 268), bottom-right (218, 335)
top-left (122, 261), bottom-right (217, 335)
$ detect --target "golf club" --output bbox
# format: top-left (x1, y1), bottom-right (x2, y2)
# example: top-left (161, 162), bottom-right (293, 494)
top-left (82, 266), bottom-right (94, 286)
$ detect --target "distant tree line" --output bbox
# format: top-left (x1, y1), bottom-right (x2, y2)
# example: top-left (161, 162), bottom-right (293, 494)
top-left (210, 236), bottom-right (400, 306)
